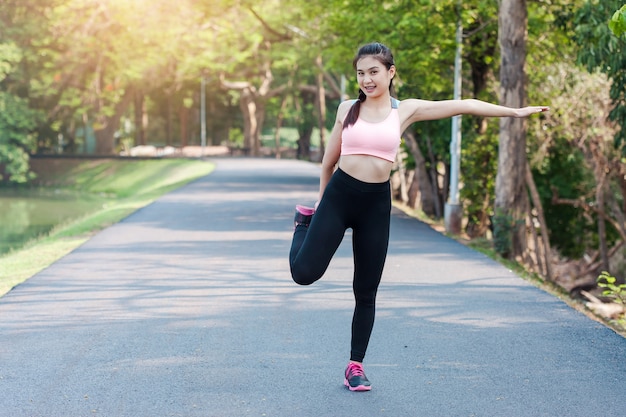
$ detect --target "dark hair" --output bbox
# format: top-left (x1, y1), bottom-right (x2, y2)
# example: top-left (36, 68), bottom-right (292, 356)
top-left (343, 42), bottom-right (396, 129)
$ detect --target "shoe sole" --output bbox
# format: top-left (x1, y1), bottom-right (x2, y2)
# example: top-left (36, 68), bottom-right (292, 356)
top-left (344, 378), bottom-right (371, 391)
top-left (295, 205), bottom-right (315, 216)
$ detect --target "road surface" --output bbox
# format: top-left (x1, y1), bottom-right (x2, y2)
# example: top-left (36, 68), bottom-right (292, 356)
top-left (1, 158), bottom-right (625, 417)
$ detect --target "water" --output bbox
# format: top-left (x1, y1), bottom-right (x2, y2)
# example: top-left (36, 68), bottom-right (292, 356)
top-left (0, 189), bottom-right (106, 255)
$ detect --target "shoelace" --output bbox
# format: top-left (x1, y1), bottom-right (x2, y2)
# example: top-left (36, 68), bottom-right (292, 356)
top-left (346, 363), bottom-right (364, 377)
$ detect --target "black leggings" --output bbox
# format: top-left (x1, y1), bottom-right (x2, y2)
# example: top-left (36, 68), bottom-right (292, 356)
top-left (289, 168), bottom-right (391, 363)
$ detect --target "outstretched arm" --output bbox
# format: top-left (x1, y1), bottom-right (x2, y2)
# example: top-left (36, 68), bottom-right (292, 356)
top-left (401, 98), bottom-right (548, 127)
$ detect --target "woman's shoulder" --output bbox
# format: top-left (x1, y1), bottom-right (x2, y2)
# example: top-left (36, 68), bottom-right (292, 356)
top-left (339, 98), bottom-right (358, 108)
top-left (336, 99), bottom-right (356, 120)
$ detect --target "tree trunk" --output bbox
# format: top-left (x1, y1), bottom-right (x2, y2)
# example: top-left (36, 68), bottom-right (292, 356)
top-left (166, 94), bottom-right (173, 146)
top-left (596, 172), bottom-right (610, 272)
top-left (495, 0), bottom-right (529, 259)
top-left (316, 54), bottom-right (327, 158)
top-left (221, 61), bottom-right (274, 157)
top-left (180, 105), bottom-right (189, 148)
top-left (239, 88), bottom-right (256, 155)
top-left (403, 131), bottom-right (437, 216)
top-left (255, 103), bottom-right (266, 156)
top-left (296, 91), bottom-right (314, 160)
top-left (526, 161), bottom-right (553, 280)
top-left (298, 125), bottom-right (314, 159)
top-left (426, 136), bottom-right (444, 219)
top-left (395, 152), bottom-right (409, 204)
top-left (620, 165), bottom-right (626, 214)
top-left (134, 90), bottom-right (147, 146)
top-left (274, 94), bottom-right (289, 158)
top-left (94, 89), bottom-right (132, 154)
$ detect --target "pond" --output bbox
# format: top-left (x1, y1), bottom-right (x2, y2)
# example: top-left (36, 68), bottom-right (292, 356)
top-left (0, 189), bottom-right (107, 255)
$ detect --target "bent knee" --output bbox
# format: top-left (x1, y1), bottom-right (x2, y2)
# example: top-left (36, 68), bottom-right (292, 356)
top-left (292, 276), bottom-right (314, 286)
top-left (291, 273), bottom-right (316, 286)
top-left (290, 266), bottom-right (321, 286)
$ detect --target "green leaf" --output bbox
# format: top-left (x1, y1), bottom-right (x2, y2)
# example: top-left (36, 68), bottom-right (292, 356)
top-left (609, 5), bottom-right (626, 37)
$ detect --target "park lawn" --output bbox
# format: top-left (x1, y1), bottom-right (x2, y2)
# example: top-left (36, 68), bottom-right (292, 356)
top-left (0, 158), bottom-right (215, 297)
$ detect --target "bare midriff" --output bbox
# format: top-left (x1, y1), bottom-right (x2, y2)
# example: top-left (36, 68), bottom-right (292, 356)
top-left (338, 154), bottom-right (394, 183)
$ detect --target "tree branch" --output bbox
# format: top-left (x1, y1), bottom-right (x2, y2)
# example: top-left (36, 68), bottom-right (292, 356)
top-left (247, 7), bottom-right (292, 42)
top-left (298, 84), bottom-right (341, 100)
top-left (323, 72), bottom-right (343, 98)
top-left (551, 191), bottom-right (626, 242)
top-left (219, 73), bottom-right (253, 91)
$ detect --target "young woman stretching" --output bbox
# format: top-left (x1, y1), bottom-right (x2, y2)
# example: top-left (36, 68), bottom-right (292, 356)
top-left (289, 42), bottom-right (548, 392)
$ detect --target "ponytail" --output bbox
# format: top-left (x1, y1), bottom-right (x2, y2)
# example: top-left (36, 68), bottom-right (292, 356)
top-left (343, 90), bottom-right (366, 129)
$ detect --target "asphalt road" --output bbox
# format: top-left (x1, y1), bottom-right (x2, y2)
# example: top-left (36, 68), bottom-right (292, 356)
top-left (1, 158), bottom-right (625, 417)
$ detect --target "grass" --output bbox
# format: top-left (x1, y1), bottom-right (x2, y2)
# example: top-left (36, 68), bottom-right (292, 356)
top-left (0, 158), bottom-right (214, 297)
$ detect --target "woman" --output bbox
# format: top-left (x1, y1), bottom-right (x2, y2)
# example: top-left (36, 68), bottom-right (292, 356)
top-left (289, 42), bottom-right (548, 392)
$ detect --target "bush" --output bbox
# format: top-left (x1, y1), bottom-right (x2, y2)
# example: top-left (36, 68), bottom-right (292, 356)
top-left (0, 92), bottom-right (38, 185)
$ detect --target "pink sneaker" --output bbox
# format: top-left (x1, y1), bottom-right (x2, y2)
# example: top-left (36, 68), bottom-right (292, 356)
top-left (294, 205), bottom-right (315, 227)
top-left (344, 362), bottom-right (371, 392)
top-left (296, 205), bottom-right (315, 216)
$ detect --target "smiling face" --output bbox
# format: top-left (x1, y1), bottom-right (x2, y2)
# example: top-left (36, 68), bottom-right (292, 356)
top-left (356, 55), bottom-right (396, 99)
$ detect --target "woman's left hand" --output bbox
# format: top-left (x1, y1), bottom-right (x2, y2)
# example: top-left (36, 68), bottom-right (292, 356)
top-left (516, 106), bottom-right (549, 117)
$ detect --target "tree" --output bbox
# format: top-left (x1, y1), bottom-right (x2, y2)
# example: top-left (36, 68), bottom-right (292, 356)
top-left (575, 0), bottom-right (626, 152)
top-left (529, 64), bottom-right (624, 283)
top-left (494, 0), bottom-right (529, 260)
top-left (0, 91), bottom-right (38, 184)
top-left (0, 1), bottom-right (49, 184)
top-left (212, 2), bottom-right (301, 156)
top-left (543, 0), bottom-right (626, 281)
top-left (23, 0), bottom-right (229, 155)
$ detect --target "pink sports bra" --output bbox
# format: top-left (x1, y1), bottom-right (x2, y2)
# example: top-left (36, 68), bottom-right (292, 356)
top-left (341, 98), bottom-right (401, 162)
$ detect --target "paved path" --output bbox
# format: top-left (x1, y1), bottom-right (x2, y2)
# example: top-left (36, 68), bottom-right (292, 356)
top-left (1, 158), bottom-right (625, 417)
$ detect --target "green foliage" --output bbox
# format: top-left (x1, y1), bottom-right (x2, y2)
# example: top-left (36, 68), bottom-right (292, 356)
top-left (609, 5), bottom-right (626, 37)
top-left (528, 59), bottom-right (623, 259)
top-left (575, 0), bottom-right (626, 150)
top-left (228, 128), bottom-right (245, 148)
top-left (598, 271), bottom-right (626, 305)
top-left (532, 136), bottom-right (594, 258)
top-left (459, 118), bottom-right (499, 230)
top-left (0, 92), bottom-right (38, 184)
top-left (0, 37), bottom-right (38, 184)
top-left (0, 42), bottom-right (21, 82)
top-left (0, 0), bottom-right (621, 274)
top-left (594, 271), bottom-right (626, 329)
